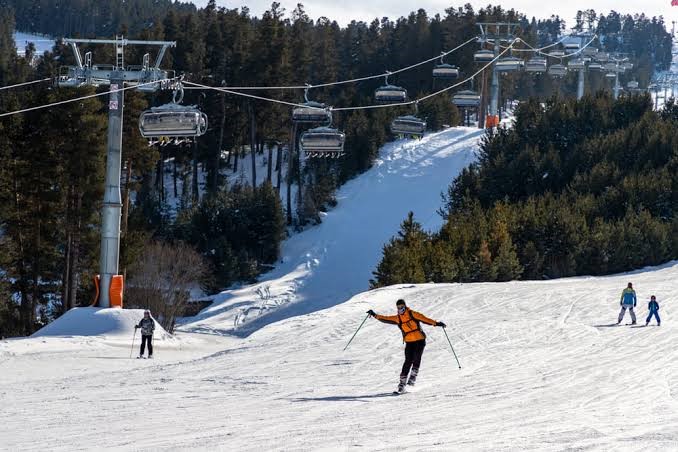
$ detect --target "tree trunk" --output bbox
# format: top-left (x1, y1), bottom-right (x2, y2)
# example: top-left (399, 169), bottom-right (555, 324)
top-left (249, 101), bottom-right (257, 187)
top-left (267, 142), bottom-right (273, 183)
top-left (159, 150), bottom-right (165, 203)
top-left (233, 145), bottom-right (239, 173)
top-left (192, 141), bottom-right (200, 203)
top-left (173, 156), bottom-right (178, 198)
top-left (296, 127), bottom-right (303, 223)
top-left (213, 93), bottom-right (226, 192)
top-left (68, 191), bottom-right (83, 309)
top-left (287, 124), bottom-right (295, 225)
top-left (276, 143), bottom-right (283, 195)
top-left (61, 231), bottom-right (71, 314)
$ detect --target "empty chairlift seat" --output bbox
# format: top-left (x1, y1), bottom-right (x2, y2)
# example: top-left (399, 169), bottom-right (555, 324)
top-left (564, 42), bottom-right (580, 52)
top-left (548, 50), bottom-right (565, 58)
top-left (588, 62), bottom-right (602, 71)
top-left (300, 127), bottom-right (345, 158)
top-left (627, 80), bottom-right (639, 89)
top-left (374, 85), bottom-right (408, 103)
top-left (474, 49), bottom-right (495, 63)
top-left (525, 57), bottom-right (547, 73)
top-left (139, 104), bottom-right (208, 139)
top-left (292, 101), bottom-right (331, 123)
top-left (390, 115), bottom-right (426, 138)
top-left (452, 90), bottom-right (481, 108)
top-left (432, 63), bottom-right (460, 79)
top-left (582, 47), bottom-right (598, 56)
top-left (495, 56), bottom-right (524, 72)
top-left (548, 64), bottom-right (568, 77)
top-left (568, 58), bottom-right (586, 70)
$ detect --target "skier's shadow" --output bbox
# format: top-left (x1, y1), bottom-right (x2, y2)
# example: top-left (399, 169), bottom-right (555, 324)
top-left (593, 323), bottom-right (620, 328)
top-left (291, 393), bottom-right (394, 402)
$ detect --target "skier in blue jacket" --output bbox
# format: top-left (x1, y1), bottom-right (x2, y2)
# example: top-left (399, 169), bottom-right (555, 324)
top-left (645, 295), bottom-right (660, 326)
top-left (616, 282), bottom-right (637, 325)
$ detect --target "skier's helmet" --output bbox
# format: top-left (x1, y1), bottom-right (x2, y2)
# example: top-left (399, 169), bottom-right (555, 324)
top-left (144, 310), bottom-right (150, 316)
top-left (651, 295), bottom-right (656, 300)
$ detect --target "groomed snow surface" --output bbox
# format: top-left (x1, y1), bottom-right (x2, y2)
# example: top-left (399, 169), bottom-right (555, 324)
top-left (2, 125), bottom-right (678, 450)
top-left (2, 264), bottom-right (678, 450)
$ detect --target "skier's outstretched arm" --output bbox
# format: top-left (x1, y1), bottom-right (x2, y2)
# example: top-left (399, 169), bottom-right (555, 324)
top-left (367, 310), bottom-right (399, 325)
top-left (412, 310), bottom-right (446, 328)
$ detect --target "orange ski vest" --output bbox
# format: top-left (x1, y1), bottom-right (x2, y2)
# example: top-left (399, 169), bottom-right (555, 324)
top-left (375, 308), bottom-right (437, 342)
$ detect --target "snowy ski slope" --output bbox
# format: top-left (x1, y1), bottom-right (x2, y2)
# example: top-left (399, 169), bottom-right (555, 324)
top-left (2, 263), bottom-right (678, 450)
top-left (3, 122), bottom-right (678, 450)
top-left (180, 126), bottom-right (484, 336)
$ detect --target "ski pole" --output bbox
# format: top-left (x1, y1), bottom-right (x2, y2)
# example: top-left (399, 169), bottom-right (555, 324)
top-left (343, 313), bottom-right (370, 351)
top-left (129, 328), bottom-right (137, 359)
top-left (442, 327), bottom-right (462, 369)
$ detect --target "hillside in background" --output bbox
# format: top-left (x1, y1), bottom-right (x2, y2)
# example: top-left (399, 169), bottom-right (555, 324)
top-left (373, 91), bottom-right (678, 286)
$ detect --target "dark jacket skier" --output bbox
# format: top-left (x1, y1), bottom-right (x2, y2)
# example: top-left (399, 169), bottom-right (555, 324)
top-left (617, 282), bottom-right (637, 325)
top-left (135, 310), bottom-right (155, 358)
top-left (367, 299), bottom-right (446, 393)
top-left (646, 295), bottom-right (660, 326)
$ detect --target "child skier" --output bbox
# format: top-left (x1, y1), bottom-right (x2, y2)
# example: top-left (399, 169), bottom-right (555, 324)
top-left (646, 295), bottom-right (660, 326)
top-left (135, 310), bottom-right (155, 359)
top-left (617, 282), bottom-right (637, 325)
top-left (367, 299), bottom-right (446, 394)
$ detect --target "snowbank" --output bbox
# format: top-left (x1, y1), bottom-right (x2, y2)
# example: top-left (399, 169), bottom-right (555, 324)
top-left (31, 307), bottom-right (170, 341)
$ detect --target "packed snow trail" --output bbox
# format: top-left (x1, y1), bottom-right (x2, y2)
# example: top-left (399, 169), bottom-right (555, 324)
top-left (2, 263), bottom-right (678, 450)
top-left (180, 126), bottom-right (484, 336)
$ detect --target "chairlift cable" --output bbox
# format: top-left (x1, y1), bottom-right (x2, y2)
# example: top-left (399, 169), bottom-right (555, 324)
top-left (213, 36), bottom-right (478, 91)
top-left (0, 77), bottom-right (180, 118)
top-left (185, 40), bottom-right (516, 112)
top-left (0, 77), bottom-right (52, 91)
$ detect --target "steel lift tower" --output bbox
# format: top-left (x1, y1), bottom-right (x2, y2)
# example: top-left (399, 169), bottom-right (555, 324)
top-left (476, 22), bottom-right (520, 118)
top-left (58, 37), bottom-right (177, 308)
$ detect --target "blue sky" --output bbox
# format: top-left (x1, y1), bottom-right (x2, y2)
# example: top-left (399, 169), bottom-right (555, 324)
top-left (196, 0), bottom-right (677, 28)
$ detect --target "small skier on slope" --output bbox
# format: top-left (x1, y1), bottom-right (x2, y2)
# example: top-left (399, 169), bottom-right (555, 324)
top-left (367, 299), bottom-right (446, 394)
top-left (617, 282), bottom-right (637, 325)
top-left (646, 295), bottom-right (660, 326)
top-left (135, 310), bottom-right (155, 359)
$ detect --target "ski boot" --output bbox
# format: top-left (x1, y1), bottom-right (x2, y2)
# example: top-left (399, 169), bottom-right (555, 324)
top-left (407, 368), bottom-right (418, 386)
top-left (395, 376), bottom-right (407, 394)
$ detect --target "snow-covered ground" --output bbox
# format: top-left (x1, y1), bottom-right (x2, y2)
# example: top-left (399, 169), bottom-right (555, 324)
top-left (3, 115), bottom-right (677, 450)
top-left (2, 262), bottom-right (678, 450)
top-left (180, 126), bottom-right (484, 336)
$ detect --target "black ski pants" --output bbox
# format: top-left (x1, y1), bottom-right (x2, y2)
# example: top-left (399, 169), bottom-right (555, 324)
top-left (401, 339), bottom-right (426, 377)
top-left (140, 335), bottom-right (153, 356)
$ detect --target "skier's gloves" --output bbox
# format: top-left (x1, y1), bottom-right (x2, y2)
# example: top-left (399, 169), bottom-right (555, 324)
top-left (436, 321), bottom-right (447, 328)
top-left (135, 325), bottom-right (139, 329)
top-left (367, 309), bottom-right (376, 317)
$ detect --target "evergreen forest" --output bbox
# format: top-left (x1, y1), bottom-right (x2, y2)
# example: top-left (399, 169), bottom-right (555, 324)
top-left (0, 0), bottom-right (673, 335)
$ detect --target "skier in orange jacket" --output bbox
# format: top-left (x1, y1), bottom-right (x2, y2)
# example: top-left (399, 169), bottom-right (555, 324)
top-left (367, 299), bottom-right (446, 393)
